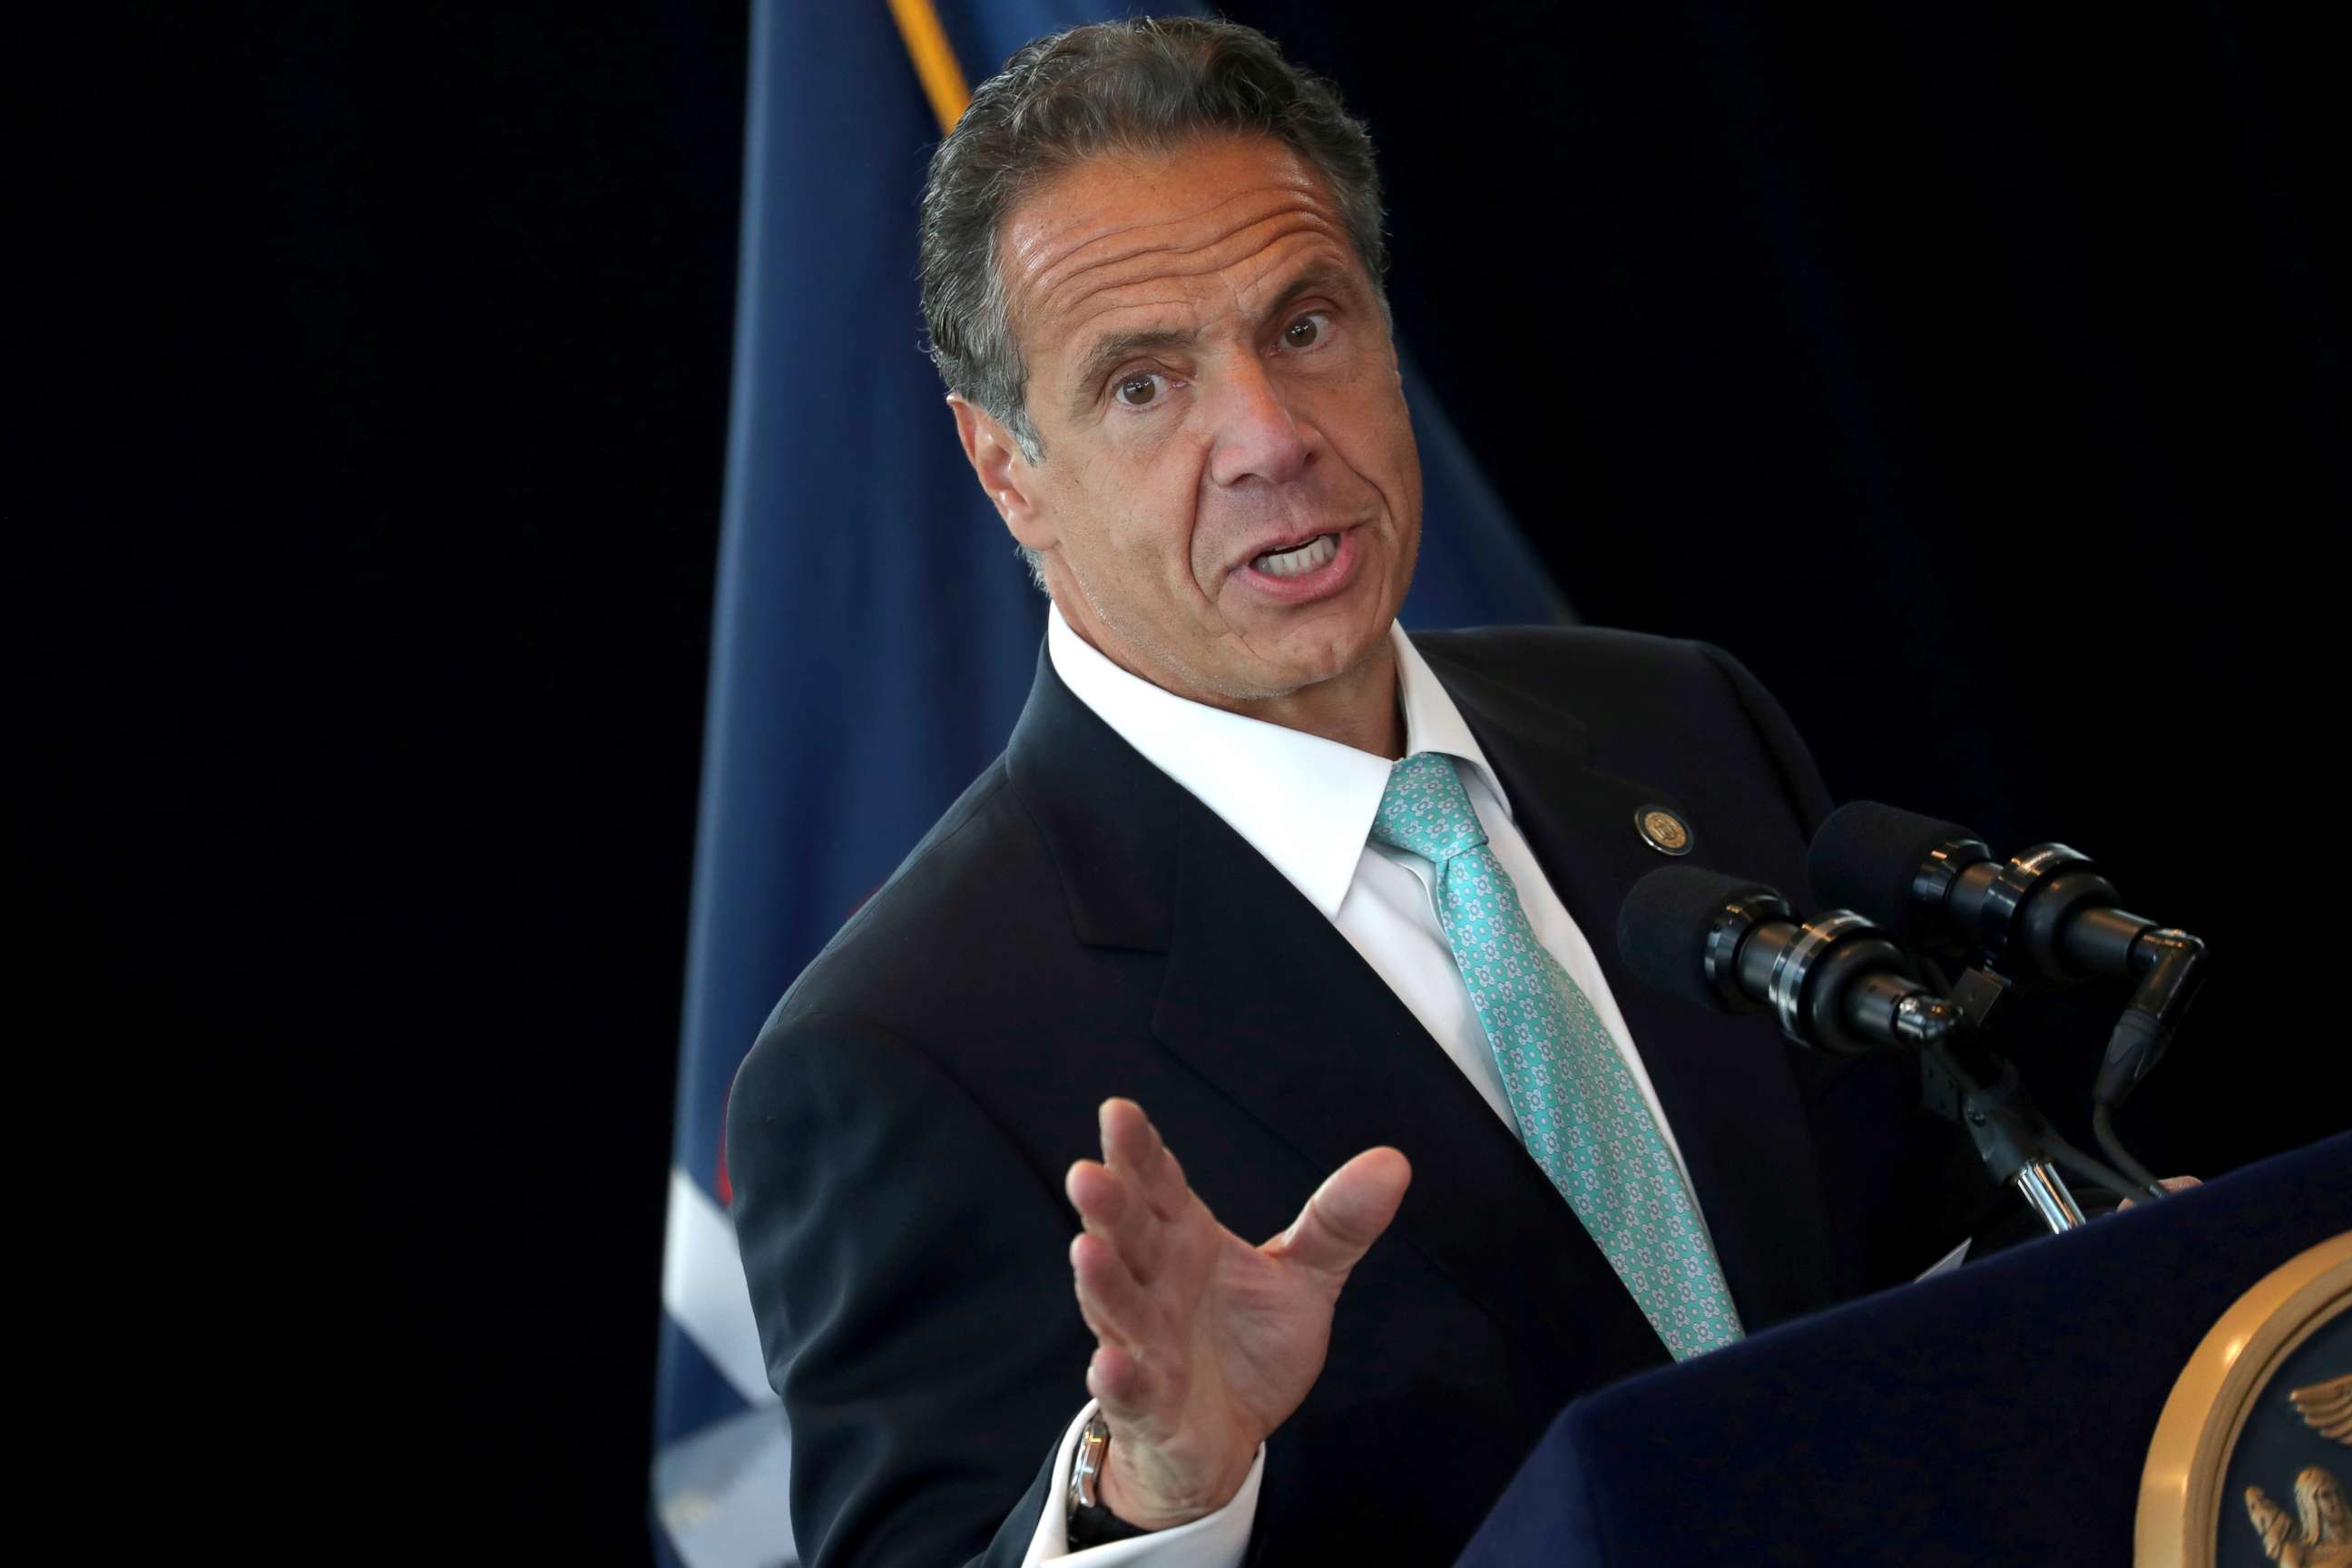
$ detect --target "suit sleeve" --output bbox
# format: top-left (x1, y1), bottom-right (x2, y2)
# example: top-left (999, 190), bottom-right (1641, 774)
top-left (727, 1011), bottom-right (1092, 1568)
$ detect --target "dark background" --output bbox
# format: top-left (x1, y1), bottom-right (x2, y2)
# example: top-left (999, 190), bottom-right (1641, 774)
top-left (23, 3), bottom-right (2340, 1561)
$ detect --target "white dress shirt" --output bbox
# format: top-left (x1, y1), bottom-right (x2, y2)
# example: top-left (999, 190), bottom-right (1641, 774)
top-left (1023, 605), bottom-right (1710, 1566)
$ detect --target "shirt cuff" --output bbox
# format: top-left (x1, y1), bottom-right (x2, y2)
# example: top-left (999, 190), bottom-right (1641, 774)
top-left (1020, 1400), bottom-right (1264, 1568)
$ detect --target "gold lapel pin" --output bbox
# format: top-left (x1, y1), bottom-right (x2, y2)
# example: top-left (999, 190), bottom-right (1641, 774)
top-left (1635, 806), bottom-right (1693, 857)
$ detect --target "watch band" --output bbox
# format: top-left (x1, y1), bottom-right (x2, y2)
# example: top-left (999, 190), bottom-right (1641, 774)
top-left (1066, 1413), bottom-right (1152, 1548)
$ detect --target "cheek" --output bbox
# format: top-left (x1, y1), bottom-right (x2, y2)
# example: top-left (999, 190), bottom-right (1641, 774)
top-left (1370, 402), bottom-right (1422, 524)
top-left (1367, 383), bottom-right (1418, 475)
top-left (1066, 437), bottom-right (1216, 590)
top-left (1118, 441), bottom-right (1215, 578)
top-left (1314, 378), bottom-right (1416, 495)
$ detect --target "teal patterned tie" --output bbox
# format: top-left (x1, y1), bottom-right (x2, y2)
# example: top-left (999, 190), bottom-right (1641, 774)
top-left (1371, 751), bottom-right (1743, 1360)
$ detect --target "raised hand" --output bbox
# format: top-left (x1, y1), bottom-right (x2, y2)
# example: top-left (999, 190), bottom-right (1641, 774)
top-left (1064, 1098), bottom-right (1412, 1530)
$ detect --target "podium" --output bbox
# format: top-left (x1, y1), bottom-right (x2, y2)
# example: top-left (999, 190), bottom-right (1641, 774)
top-left (1456, 1133), bottom-right (2352, 1566)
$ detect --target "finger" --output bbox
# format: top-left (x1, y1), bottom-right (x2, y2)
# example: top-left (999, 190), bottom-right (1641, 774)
top-left (1085, 1341), bottom-right (1161, 1428)
top-left (1069, 1230), bottom-right (1158, 1353)
top-left (1065, 1158), bottom-right (1130, 1229)
top-left (2122, 1174), bottom-right (2201, 1210)
top-left (1266, 1146), bottom-right (1412, 1279)
top-left (1100, 1098), bottom-right (1191, 1220)
top-left (1066, 1158), bottom-right (1167, 1281)
top-left (1068, 1263), bottom-right (1128, 1353)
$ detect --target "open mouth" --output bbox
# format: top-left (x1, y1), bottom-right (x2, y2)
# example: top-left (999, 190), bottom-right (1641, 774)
top-left (1249, 533), bottom-right (1339, 579)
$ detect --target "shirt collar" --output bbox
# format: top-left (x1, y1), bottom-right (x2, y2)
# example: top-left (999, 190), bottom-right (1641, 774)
top-left (1045, 603), bottom-right (1512, 919)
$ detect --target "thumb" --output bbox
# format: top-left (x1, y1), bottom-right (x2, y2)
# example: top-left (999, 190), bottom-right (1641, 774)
top-left (1267, 1146), bottom-right (1411, 1279)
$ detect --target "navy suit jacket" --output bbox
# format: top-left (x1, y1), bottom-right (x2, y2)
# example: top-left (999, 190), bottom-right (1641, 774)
top-left (727, 626), bottom-right (1998, 1567)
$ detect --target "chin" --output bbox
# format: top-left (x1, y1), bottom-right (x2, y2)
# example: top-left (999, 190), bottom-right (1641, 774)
top-left (1250, 615), bottom-right (1389, 695)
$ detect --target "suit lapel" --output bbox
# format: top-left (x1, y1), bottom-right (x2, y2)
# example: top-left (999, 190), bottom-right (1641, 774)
top-left (1151, 795), bottom-right (1673, 1397)
top-left (1010, 646), bottom-right (1671, 1396)
top-left (1422, 649), bottom-right (1839, 1330)
top-left (1011, 622), bottom-right (1842, 1385)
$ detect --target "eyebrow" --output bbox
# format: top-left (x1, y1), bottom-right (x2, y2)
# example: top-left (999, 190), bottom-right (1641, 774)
top-left (1063, 259), bottom-right (1358, 416)
top-left (1067, 328), bottom-right (1197, 416)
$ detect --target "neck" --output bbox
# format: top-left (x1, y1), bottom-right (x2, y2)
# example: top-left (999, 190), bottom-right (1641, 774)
top-left (1225, 641), bottom-right (1405, 759)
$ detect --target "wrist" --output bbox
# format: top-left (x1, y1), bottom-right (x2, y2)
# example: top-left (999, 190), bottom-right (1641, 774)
top-left (1067, 1414), bottom-right (1152, 1548)
top-left (1095, 1450), bottom-right (1198, 1534)
top-left (1093, 1422), bottom-right (1251, 1531)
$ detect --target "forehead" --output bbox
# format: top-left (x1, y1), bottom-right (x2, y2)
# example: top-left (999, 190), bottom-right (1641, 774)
top-left (999, 135), bottom-right (1359, 363)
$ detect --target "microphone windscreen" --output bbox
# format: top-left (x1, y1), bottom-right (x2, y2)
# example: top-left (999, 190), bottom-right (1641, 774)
top-left (1617, 864), bottom-right (1783, 1013)
top-left (1808, 800), bottom-right (1978, 946)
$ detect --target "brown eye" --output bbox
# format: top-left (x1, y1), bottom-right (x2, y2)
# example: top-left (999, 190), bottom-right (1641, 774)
top-left (1115, 375), bottom-right (1159, 407)
top-left (1284, 314), bottom-right (1324, 348)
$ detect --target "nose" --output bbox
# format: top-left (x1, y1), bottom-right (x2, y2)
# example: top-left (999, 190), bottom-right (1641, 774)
top-left (1206, 356), bottom-right (1312, 489)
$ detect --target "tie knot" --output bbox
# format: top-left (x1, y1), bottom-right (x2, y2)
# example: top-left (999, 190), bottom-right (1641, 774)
top-left (1370, 751), bottom-right (1488, 863)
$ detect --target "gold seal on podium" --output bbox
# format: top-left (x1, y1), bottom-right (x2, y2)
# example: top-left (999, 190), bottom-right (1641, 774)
top-left (2137, 1234), bottom-right (2352, 1567)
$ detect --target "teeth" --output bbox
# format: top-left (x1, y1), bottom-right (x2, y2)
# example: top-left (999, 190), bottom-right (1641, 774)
top-left (1253, 534), bottom-right (1338, 578)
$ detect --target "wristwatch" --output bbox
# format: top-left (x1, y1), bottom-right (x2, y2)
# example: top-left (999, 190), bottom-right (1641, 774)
top-left (1066, 1413), bottom-right (1152, 1548)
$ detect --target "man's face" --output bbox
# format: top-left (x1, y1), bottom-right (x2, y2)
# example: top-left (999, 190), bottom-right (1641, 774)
top-left (963, 134), bottom-right (1422, 709)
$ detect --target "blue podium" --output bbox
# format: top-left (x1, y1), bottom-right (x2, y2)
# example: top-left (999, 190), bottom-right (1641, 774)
top-left (1456, 1134), bottom-right (2352, 1567)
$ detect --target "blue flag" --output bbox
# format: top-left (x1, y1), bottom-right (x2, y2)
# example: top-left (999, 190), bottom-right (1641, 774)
top-left (652, 5), bottom-right (1565, 1563)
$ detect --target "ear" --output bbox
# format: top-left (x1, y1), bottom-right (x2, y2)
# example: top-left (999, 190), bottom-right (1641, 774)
top-left (947, 395), bottom-right (1054, 552)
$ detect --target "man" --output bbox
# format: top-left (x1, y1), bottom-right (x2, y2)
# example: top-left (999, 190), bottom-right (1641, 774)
top-left (728, 17), bottom-right (1992, 1566)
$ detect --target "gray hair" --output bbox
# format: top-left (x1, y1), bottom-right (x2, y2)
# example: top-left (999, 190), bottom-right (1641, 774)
top-left (916, 17), bottom-right (1390, 586)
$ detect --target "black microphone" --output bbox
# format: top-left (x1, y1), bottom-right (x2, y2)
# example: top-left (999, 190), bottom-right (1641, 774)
top-left (1806, 801), bottom-right (2207, 1104)
top-left (1616, 864), bottom-right (1958, 1057)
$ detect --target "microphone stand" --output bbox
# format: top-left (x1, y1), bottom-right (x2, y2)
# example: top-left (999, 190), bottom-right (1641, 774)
top-left (1914, 964), bottom-right (2145, 1234)
top-left (1920, 1038), bottom-right (2088, 1232)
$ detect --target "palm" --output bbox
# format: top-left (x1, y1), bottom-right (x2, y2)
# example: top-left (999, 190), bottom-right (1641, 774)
top-left (1065, 1099), bottom-right (1411, 1529)
top-left (1161, 1195), bottom-right (1348, 1439)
